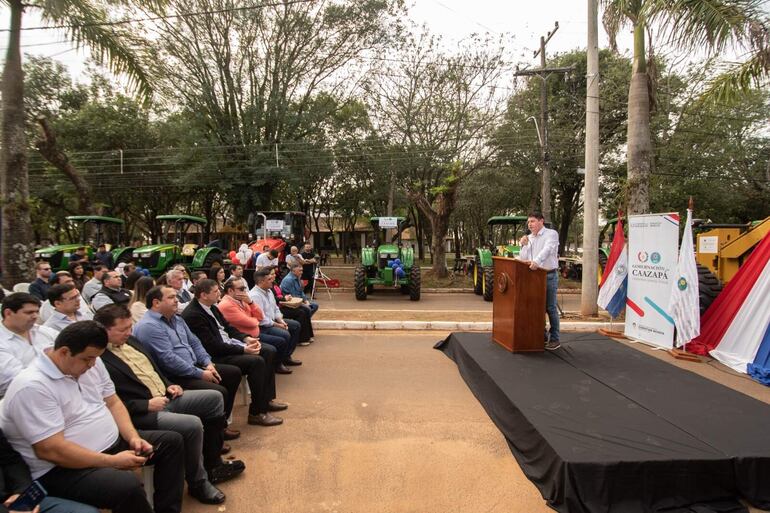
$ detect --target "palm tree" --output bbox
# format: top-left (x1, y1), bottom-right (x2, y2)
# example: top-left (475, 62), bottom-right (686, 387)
top-left (601, 0), bottom-right (769, 215)
top-left (1, 0), bottom-right (159, 286)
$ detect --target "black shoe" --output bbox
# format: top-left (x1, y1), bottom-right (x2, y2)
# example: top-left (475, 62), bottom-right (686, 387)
top-left (284, 357), bottom-right (302, 366)
top-left (248, 412), bottom-right (283, 426)
top-left (226, 459), bottom-right (245, 471)
top-left (223, 428), bottom-right (240, 440)
top-left (208, 461), bottom-right (245, 484)
top-left (267, 400), bottom-right (288, 412)
top-left (275, 363), bottom-right (293, 374)
top-left (545, 340), bottom-right (561, 351)
top-left (188, 481), bottom-right (225, 504)
top-left (220, 443), bottom-right (231, 455)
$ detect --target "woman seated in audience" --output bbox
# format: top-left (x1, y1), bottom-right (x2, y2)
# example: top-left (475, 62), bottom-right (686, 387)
top-left (267, 266), bottom-right (314, 344)
top-left (68, 261), bottom-right (87, 292)
top-left (209, 266), bottom-right (226, 295)
top-left (129, 275), bottom-right (155, 322)
top-left (124, 270), bottom-right (144, 291)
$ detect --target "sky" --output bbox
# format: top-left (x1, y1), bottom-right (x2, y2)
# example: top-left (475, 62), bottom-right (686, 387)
top-left (0, 0), bottom-right (636, 83)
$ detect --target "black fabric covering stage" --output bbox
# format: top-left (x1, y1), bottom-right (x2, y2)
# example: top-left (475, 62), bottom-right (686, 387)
top-left (436, 332), bottom-right (770, 513)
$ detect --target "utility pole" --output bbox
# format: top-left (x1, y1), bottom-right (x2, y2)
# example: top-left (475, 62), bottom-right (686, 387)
top-left (581, 0), bottom-right (600, 316)
top-left (515, 22), bottom-right (572, 225)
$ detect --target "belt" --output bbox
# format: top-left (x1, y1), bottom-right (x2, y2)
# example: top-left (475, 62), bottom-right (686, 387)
top-left (546, 269), bottom-right (557, 275)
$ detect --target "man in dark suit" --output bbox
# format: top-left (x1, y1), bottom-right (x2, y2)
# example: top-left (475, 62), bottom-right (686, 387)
top-left (182, 280), bottom-right (286, 427)
top-left (94, 305), bottom-right (244, 505)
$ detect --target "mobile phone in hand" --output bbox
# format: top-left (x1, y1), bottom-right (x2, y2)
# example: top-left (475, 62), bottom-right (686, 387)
top-left (9, 480), bottom-right (47, 511)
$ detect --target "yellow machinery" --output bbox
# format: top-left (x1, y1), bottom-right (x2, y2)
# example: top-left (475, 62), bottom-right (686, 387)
top-left (696, 217), bottom-right (770, 285)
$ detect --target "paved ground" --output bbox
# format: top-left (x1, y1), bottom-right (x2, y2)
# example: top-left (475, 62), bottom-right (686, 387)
top-left (182, 330), bottom-right (770, 513)
top-left (183, 331), bottom-right (552, 513)
top-left (313, 289), bottom-right (584, 322)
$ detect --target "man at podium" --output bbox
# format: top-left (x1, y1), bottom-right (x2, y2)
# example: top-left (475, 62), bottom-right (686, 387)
top-left (518, 212), bottom-right (561, 350)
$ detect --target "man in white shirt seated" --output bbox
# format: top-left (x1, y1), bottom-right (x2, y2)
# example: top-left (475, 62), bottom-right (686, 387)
top-left (38, 272), bottom-right (91, 324)
top-left (254, 249), bottom-right (279, 271)
top-left (82, 264), bottom-right (108, 304)
top-left (0, 321), bottom-right (185, 513)
top-left (517, 211), bottom-right (561, 350)
top-left (0, 293), bottom-right (58, 398)
top-left (43, 283), bottom-right (94, 332)
top-left (167, 269), bottom-right (192, 313)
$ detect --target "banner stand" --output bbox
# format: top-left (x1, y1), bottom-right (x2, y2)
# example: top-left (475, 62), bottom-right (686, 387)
top-left (667, 348), bottom-right (702, 362)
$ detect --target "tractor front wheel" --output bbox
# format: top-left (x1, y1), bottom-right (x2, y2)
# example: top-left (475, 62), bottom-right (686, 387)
top-left (472, 255), bottom-right (483, 295)
top-left (697, 264), bottom-right (722, 316)
top-left (202, 252), bottom-right (224, 272)
top-left (409, 266), bottom-right (421, 301)
top-left (483, 266), bottom-right (494, 302)
top-left (354, 265), bottom-right (367, 300)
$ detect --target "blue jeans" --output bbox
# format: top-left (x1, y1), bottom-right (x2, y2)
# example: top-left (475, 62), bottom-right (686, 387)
top-left (546, 271), bottom-right (560, 342)
top-left (40, 497), bottom-right (100, 513)
top-left (304, 301), bottom-right (319, 317)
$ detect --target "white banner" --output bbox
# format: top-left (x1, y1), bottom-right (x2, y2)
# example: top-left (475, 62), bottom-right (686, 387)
top-left (625, 213), bottom-right (679, 349)
top-left (265, 219), bottom-right (285, 231)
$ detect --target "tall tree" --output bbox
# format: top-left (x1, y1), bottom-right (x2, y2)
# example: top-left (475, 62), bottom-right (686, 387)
top-left (367, 32), bottom-right (506, 277)
top-left (601, 0), bottom-right (770, 215)
top-left (1, 0), bottom-right (161, 285)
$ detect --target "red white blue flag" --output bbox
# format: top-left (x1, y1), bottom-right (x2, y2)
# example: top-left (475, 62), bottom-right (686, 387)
top-left (597, 217), bottom-right (628, 319)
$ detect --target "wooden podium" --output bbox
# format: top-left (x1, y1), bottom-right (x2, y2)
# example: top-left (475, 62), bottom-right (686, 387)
top-left (492, 257), bottom-right (547, 352)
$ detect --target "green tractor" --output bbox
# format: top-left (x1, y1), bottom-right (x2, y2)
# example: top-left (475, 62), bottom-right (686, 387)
top-left (35, 215), bottom-right (134, 272)
top-left (354, 217), bottom-right (420, 301)
top-left (467, 215), bottom-right (528, 301)
top-left (132, 215), bottom-right (227, 277)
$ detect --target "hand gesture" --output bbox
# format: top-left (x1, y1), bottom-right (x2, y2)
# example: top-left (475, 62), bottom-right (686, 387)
top-left (519, 235), bottom-right (529, 246)
top-left (111, 450), bottom-right (146, 470)
top-left (166, 385), bottom-right (184, 398)
top-left (148, 396), bottom-right (169, 412)
top-left (201, 370), bottom-right (220, 383)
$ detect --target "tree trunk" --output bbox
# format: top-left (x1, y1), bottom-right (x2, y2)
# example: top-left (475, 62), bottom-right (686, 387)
top-left (626, 21), bottom-right (652, 215)
top-left (408, 183), bottom-right (458, 279)
top-left (1, 0), bottom-right (35, 286)
top-left (35, 117), bottom-right (95, 214)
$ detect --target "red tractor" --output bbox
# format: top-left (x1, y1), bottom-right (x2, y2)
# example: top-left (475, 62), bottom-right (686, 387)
top-left (245, 211), bottom-right (307, 271)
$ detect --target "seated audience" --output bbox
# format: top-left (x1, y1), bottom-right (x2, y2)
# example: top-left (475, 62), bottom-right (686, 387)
top-left (38, 272), bottom-right (91, 325)
top-left (218, 278), bottom-right (294, 374)
top-left (167, 270), bottom-right (192, 313)
top-left (129, 276), bottom-right (155, 323)
top-left (280, 263), bottom-right (319, 317)
top-left (133, 286), bottom-right (242, 440)
top-left (271, 267), bottom-right (314, 345)
top-left (249, 270), bottom-right (302, 364)
top-left (67, 262), bottom-right (87, 292)
top-left (28, 262), bottom-right (52, 301)
top-left (0, 321), bottom-right (185, 513)
top-left (190, 271), bottom-right (207, 288)
top-left (90, 270), bottom-right (132, 312)
top-left (171, 265), bottom-right (192, 291)
top-left (124, 270), bottom-right (144, 292)
top-left (208, 267), bottom-right (226, 295)
top-left (229, 264), bottom-right (244, 281)
top-left (96, 305), bottom-right (244, 504)
top-left (81, 264), bottom-right (107, 304)
top-left (43, 284), bottom-right (94, 332)
top-left (182, 280), bottom-right (285, 426)
top-left (0, 427), bottom-right (98, 513)
top-left (0, 293), bottom-right (57, 398)
top-left (255, 249), bottom-right (279, 271)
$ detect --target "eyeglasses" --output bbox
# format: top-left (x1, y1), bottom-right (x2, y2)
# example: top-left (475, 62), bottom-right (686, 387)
top-left (62, 295), bottom-right (80, 301)
top-left (235, 286), bottom-right (247, 291)
top-left (40, 268), bottom-right (52, 271)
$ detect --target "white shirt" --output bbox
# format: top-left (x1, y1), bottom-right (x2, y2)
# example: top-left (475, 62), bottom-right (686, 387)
top-left (0, 323), bottom-right (58, 398)
top-left (37, 297), bottom-right (92, 325)
top-left (518, 227), bottom-right (560, 271)
top-left (0, 355), bottom-right (119, 478)
top-left (255, 253), bottom-right (278, 270)
top-left (248, 286), bottom-right (282, 326)
top-left (43, 309), bottom-right (94, 332)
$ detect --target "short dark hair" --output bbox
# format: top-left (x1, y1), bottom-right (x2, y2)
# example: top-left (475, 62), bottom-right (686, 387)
top-left (54, 321), bottom-right (108, 355)
top-left (253, 269), bottom-right (271, 283)
top-left (269, 249), bottom-right (279, 258)
top-left (192, 279), bottom-right (218, 298)
top-left (50, 271), bottom-right (71, 285)
top-left (528, 211), bottom-right (544, 221)
top-left (92, 264), bottom-right (107, 273)
top-left (223, 277), bottom-right (244, 293)
top-left (124, 271), bottom-right (144, 291)
top-left (145, 285), bottom-right (167, 310)
top-left (48, 283), bottom-right (76, 304)
top-left (93, 303), bottom-right (132, 328)
top-left (101, 271), bottom-right (118, 284)
top-left (231, 264), bottom-right (243, 271)
top-left (35, 261), bottom-right (50, 271)
top-left (190, 271), bottom-right (207, 283)
top-left (1, 292), bottom-right (41, 318)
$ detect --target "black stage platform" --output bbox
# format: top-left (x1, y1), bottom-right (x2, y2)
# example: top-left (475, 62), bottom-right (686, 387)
top-left (436, 332), bottom-right (770, 513)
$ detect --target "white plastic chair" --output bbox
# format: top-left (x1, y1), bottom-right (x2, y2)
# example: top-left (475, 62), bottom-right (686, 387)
top-left (239, 376), bottom-right (250, 406)
top-left (12, 282), bottom-right (30, 293)
top-left (141, 466), bottom-right (154, 505)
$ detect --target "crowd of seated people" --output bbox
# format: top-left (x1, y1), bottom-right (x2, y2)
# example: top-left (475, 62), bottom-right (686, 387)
top-left (0, 250), bottom-right (320, 511)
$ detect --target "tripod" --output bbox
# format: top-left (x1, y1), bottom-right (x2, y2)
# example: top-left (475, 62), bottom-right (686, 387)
top-left (311, 263), bottom-right (333, 300)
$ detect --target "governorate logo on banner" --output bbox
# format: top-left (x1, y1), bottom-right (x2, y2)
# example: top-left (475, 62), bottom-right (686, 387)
top-left (625, 213), bottom-right (679, 349)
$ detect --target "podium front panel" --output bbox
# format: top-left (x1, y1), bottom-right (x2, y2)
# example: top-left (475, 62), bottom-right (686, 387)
top-left (492, 257), bottom-right (546, 352)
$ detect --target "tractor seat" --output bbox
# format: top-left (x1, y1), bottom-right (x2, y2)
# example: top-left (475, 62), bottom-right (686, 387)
top-left (182, 244), bottom-right (198, 257)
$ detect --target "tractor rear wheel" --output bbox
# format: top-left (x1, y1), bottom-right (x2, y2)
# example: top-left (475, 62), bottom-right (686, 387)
top-left (697, 264), bottom-right (722, 316)
top-left (482, 266), bottom-right (494, 302)
top-left (409, 266), bottom-right (421, 301)
top-left (354, 265), bottom-right (367, 300)
top-left (472, 255), bottom-right (483, 295)
top-left (202, 252), bottom-right (223, 272)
